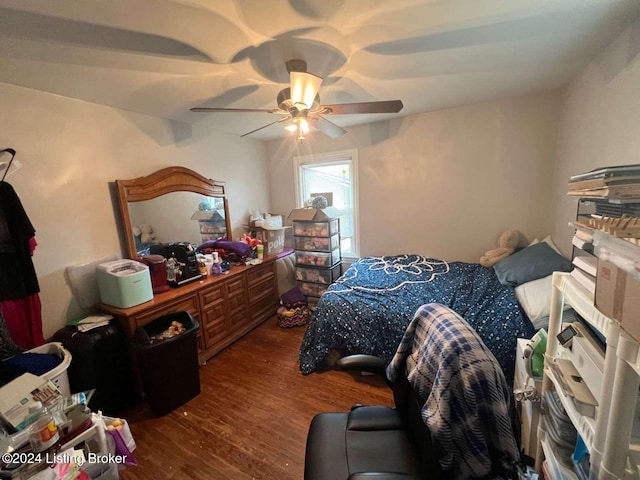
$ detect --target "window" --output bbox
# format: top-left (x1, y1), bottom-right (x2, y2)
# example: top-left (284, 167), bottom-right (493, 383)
top-left (294, 149), bottom-right (359, 258)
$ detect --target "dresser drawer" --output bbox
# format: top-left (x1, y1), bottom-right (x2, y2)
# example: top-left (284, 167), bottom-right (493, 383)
top-left (227, 293), bottom-right (248, 316)
top-left (196, 330), bottom-right (205, 352)
top-left (246, 264), bottom-right (275, 286)
top-left (134, 294), bottom-right (199, 328)
top-left (226, 276), bottom-right (247, 298)
top-left (199, 284), bottom-right (225, 307)
top-left (250, 290), bottom-right (278, 320)
top-left (202, 301), bottom-right (228, 347)
top-left (248, 276), bottom-right (276, 304)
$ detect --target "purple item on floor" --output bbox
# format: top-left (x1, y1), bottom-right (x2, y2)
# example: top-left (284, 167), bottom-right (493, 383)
top-left (280, 287), bottom-right (307, 309)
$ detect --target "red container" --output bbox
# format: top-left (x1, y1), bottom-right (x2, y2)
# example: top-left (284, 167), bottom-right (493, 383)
top-left (140, 255), bottom-right (169, 293)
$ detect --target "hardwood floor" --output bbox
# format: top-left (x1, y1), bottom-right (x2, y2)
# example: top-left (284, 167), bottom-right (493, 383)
top-left (120, 317), bottom-right (393, 480)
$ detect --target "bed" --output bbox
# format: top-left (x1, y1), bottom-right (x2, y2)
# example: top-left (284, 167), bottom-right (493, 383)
top-left (299, 254), bottom-right (539, 382)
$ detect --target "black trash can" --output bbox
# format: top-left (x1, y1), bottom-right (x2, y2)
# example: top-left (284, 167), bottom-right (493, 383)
top-left (53, 321), bottom-right (136, 414)
top-left (133, 311), bottom-right (200, 416)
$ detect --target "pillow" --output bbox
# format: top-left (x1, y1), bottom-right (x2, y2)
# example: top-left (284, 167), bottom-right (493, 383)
top-left (542, 235), bottom-right (562, 255)
top-left (515, 274), bottom-right (572, 323)
top-left (494, 242), bottom-right (572, 287)
top-left (535, 308), bottom-right (576, 331)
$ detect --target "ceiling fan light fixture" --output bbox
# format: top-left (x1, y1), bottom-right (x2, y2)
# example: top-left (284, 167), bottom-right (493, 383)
top-left (290, 71), bottom-right (322, 110)
top-left (192, 59), bottom-right (402, 139)
top-left (285, 117), bottom-right (310, 140)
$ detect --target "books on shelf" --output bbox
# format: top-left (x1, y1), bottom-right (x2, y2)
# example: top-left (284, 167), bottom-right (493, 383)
top-left (569, 164), bottom-right (640, 184)
top-left (568, 221), bottom-right (595, 241)
top-left (568, 164), bottom-right (640, 199)
top-left (568, 175), bottom-right (640, 191)
top-left (572, 255), bottom-right (597, 277)
top-left (570, 267), bottom-right (596, 295)
top-left (572, 235), bottom-right (592, 250)
top-left (567, 183), bottom-right (640, 199)
top-left (574, 229), bottom-right (594, 242)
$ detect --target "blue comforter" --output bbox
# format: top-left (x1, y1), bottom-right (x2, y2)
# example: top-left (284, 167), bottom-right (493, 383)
top-left (299, 254), bottom-right (535, 381)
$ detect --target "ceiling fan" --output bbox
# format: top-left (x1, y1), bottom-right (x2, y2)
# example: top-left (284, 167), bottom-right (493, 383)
top-left (191, 59), bottom-right (404, 139)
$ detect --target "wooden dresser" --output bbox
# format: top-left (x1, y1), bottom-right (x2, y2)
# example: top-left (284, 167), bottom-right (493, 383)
top-left (98, 257), bottom-right (278, 367)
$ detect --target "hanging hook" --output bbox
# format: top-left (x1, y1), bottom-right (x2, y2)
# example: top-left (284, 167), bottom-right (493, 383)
top-left (0, 149), bottom-right (17, 182)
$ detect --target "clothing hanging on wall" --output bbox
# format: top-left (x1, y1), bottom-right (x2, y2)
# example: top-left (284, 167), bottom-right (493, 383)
top-left (0, 148), bottom-right (22, 179)
top-left (0, 149), bottom-right (44, 349)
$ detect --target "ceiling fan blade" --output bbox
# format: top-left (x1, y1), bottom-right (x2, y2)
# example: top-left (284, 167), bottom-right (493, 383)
top-left (191, 107), bottom-right (282, 113)
top-left (318, 100), bottom-right (404, 115)
top-left (308, 115), bottom-right (347, 139)
top-left (240, 116), bottom-right (291, 137)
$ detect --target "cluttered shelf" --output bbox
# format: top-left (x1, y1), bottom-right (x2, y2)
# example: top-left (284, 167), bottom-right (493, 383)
top-left (535, 271), bottom-right (640, 480)
top-left (1, 342), bottom-right (137, 480)
top-left (567, 165), bottom-right (640, 301)
top-left (533, 164), bottom-right (640, 479)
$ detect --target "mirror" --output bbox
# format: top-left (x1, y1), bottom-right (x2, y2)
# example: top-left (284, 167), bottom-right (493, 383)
top-left (116, 167), bottom-right (232, 259)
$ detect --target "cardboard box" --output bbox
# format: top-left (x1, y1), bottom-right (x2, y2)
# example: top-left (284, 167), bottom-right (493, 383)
top-left (250, 213), bottom-right (282, 228)
top-left (287, 206), bottom-right (341, 222)
top-left (252, 227), bottom-right (290, 256)
top-left (0, 373), bottom-right (62, 430)
top-left (595, 259), bottom-right (640, 341)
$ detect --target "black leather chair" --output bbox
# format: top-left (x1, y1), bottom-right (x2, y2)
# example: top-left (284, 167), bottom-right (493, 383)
top-left (303, 354), bottom-right (440, 480)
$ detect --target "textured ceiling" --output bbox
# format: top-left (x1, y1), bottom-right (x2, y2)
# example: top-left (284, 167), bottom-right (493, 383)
top-left (1, 0), bottom-right (639, 139)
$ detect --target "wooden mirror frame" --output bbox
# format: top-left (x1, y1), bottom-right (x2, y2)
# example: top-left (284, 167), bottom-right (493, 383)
top-left (116, 166), bottom-right (232, 259)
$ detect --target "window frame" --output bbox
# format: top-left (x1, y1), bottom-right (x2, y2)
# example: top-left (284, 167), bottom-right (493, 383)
top-left (293, 149), bottom-right (359, 258)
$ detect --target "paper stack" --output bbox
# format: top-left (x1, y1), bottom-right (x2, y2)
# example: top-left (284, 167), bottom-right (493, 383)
top-left (568, 164), bottom-right (640, 199)
top-left (569, 221), bottom-right (594, 251)
top-left (77, 314), bottom-right (113, 332)
top-left (571, 255), bottom-right (597, 295)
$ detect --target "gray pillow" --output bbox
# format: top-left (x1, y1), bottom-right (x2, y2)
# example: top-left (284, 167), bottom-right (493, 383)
top-left (493, 242), bottom-right (572, 287)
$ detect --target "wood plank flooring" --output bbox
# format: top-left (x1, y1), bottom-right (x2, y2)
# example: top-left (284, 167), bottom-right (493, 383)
top-left (120, 317), bottom-right (392, 480)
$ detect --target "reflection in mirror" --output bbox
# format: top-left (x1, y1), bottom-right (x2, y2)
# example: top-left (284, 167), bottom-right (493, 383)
top-left (116, 167), bottom-right (232, 260)
top-left (127, 192), bottom-right (227, 255)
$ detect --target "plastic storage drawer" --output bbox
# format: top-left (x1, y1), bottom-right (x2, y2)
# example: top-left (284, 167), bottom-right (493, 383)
top-left (295, 248), bottom-right (341, 267)
top-left (295, 265), bottom-right (341, 284)
top-left (297, 281), bottom-right (329, 297)
top-left (294, 233), bottom-right (340, 252)
top-left (292, 219), bottom-right (339, 237)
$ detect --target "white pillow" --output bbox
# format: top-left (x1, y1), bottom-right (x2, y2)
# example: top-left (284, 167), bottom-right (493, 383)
top-left (514, 274), bottom-right (570, 322)
top-left (542, 235), bottom-right (562, 255)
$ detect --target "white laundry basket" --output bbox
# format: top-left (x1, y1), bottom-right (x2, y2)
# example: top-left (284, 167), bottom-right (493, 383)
top-left (27, 342), bottom-right (72, 396)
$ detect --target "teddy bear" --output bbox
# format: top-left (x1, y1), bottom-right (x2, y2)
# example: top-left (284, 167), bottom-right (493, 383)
top-left (139, 224), bottom-right (156, 244)
top-left (479, 229), bottom-right (524, 268)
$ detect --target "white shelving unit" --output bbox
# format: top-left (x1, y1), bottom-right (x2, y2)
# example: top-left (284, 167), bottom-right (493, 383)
top-left (534, 272), bottom-right (640, 480)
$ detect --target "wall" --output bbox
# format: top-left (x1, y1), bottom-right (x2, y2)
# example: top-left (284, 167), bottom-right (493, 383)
top-left (551, 20), bottom-right (640, 256)
top-left (267, 92), bottom-right (560, 263)
top-left (0, 83), bottom-right (270, 339)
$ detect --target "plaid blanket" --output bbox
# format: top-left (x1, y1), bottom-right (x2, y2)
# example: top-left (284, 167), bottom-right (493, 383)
top-left (386, 303), bottom-right (519, 480)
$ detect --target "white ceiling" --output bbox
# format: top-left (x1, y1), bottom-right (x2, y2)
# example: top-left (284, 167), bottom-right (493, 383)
top-left (1, 0), bottom-right (639, 140)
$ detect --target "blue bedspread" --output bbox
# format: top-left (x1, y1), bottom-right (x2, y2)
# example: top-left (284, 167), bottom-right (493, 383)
top-left (299, 254), bottom-right (535, 381)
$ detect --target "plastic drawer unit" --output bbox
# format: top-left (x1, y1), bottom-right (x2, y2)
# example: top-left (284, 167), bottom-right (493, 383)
top-left (295, 248), bottom-right (341, 268)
